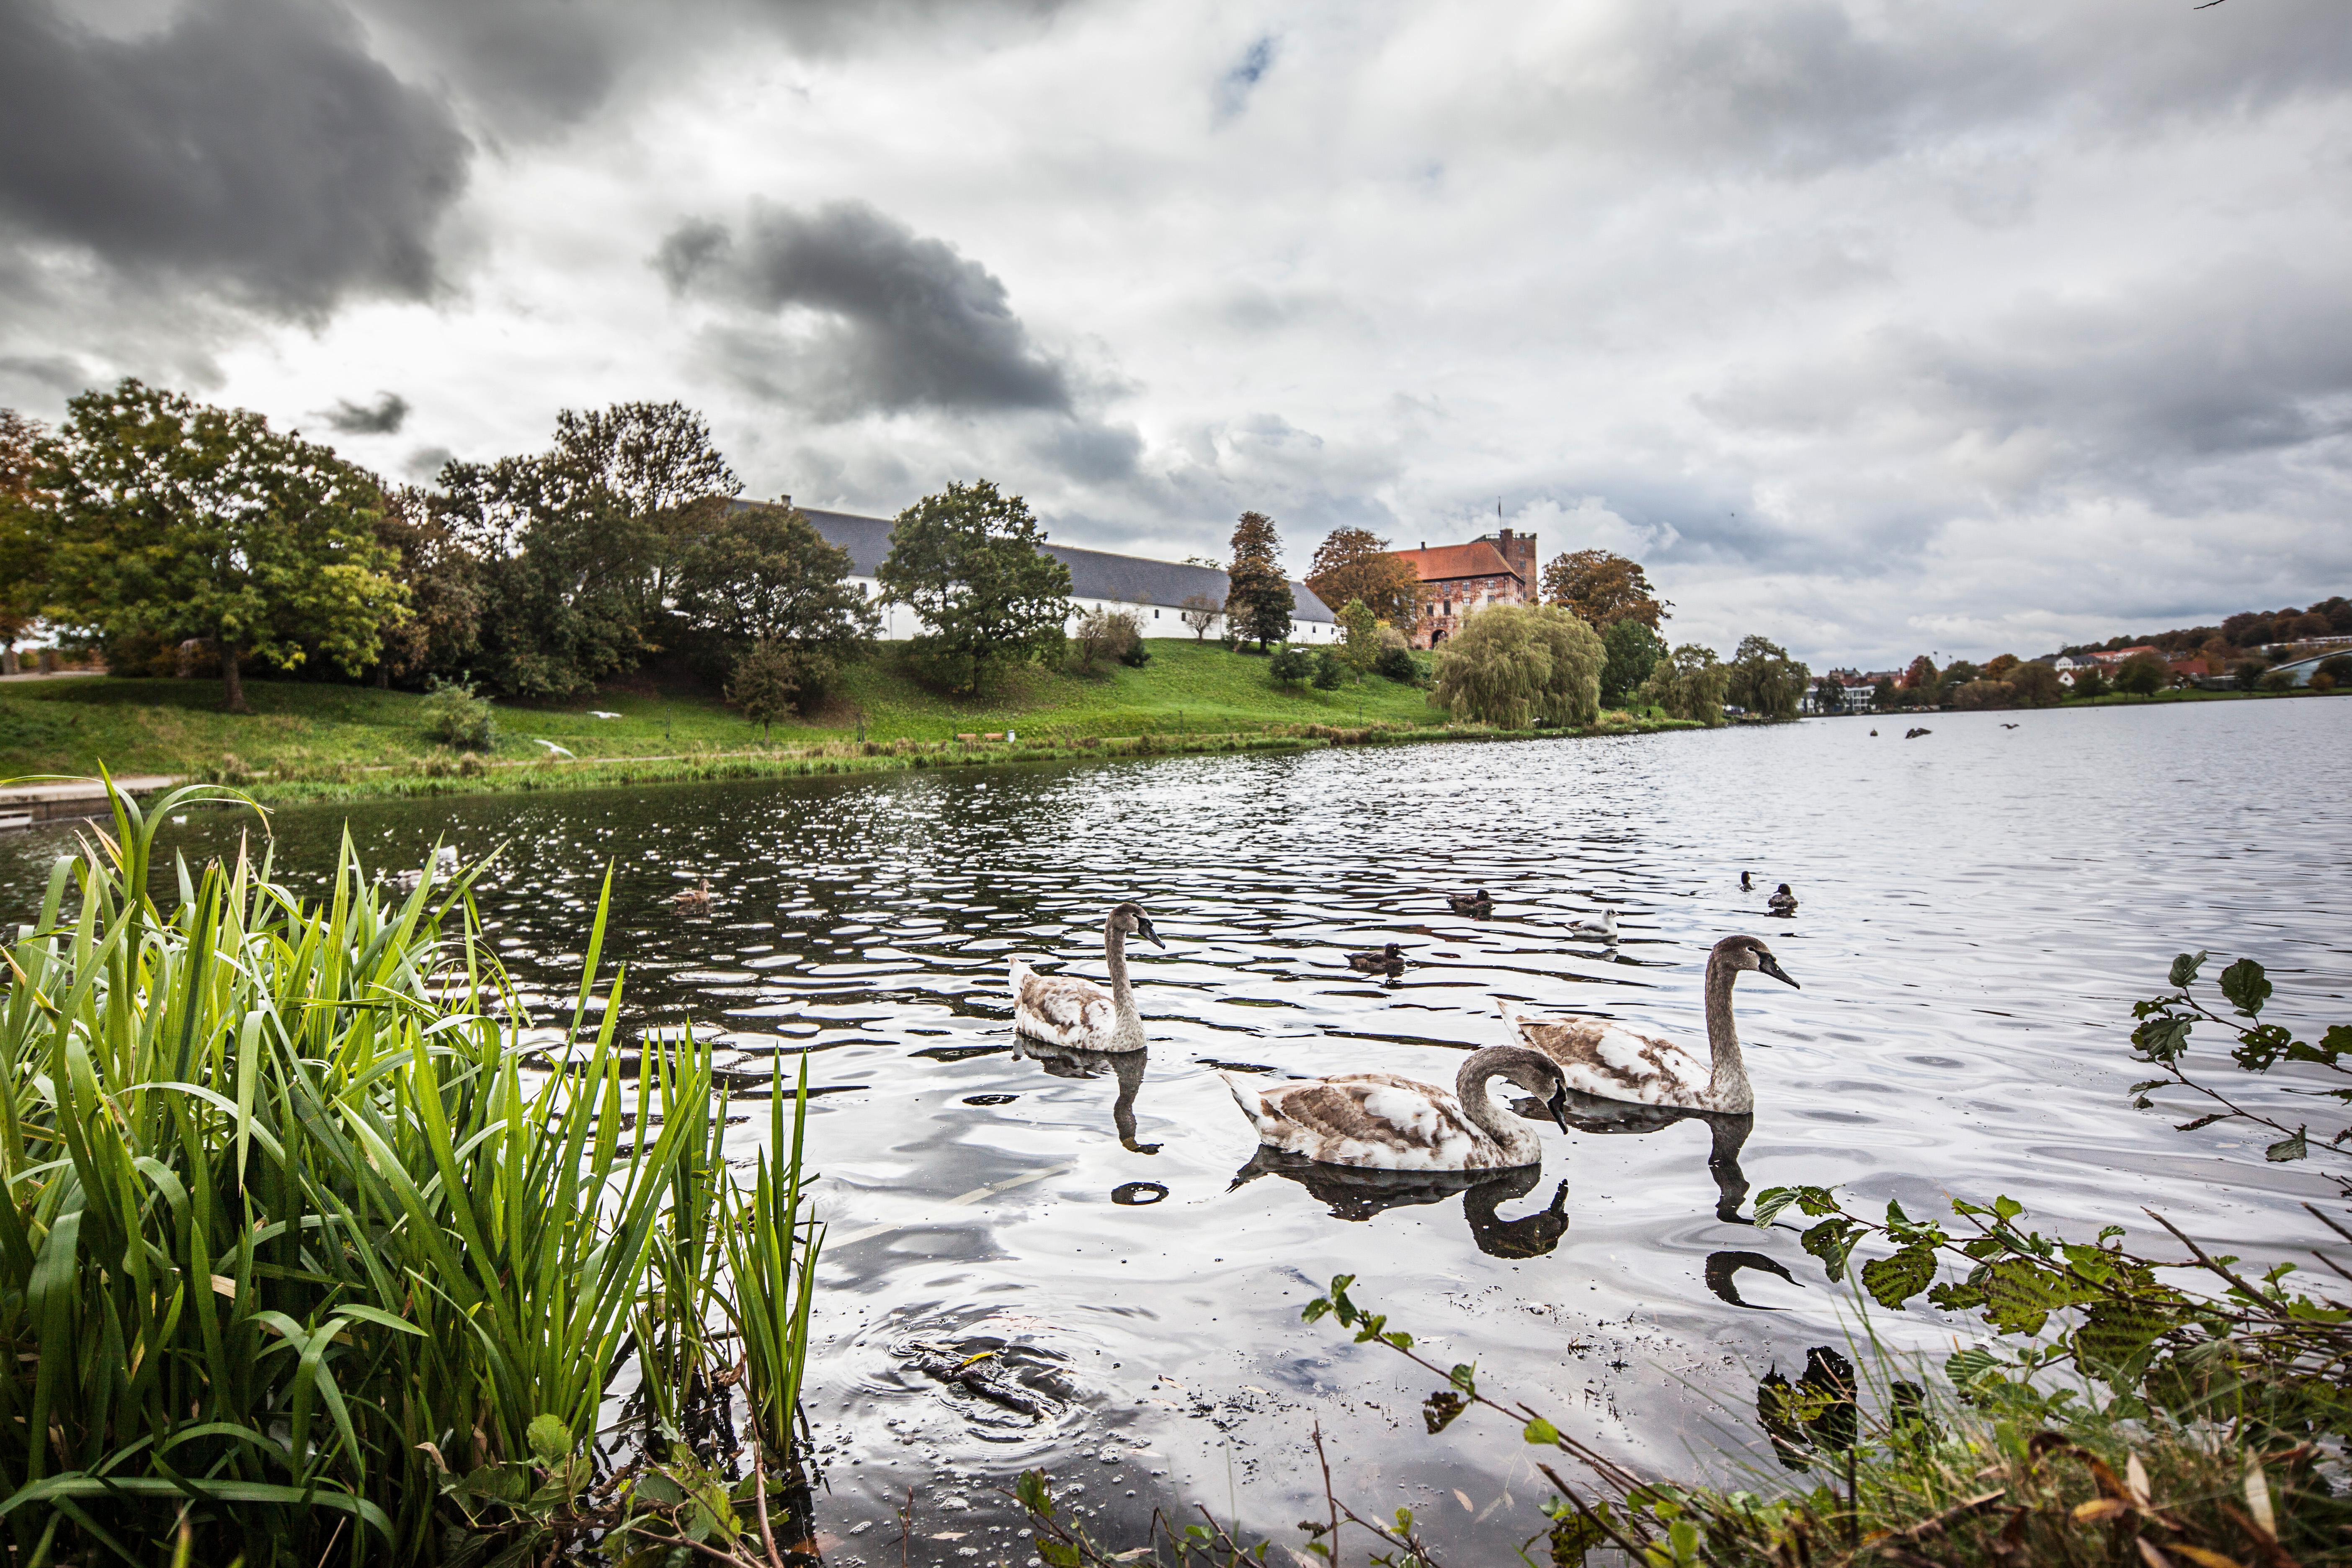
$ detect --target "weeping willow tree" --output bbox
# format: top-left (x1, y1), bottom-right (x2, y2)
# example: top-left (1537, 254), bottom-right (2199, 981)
top-left (1431, 604), bottom-right (1603, 728)
top-left (1642, 642), bottom-right (1733, 726)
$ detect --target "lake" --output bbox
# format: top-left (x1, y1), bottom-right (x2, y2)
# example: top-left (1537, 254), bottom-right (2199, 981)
top-left (6, 697), bottom-right (2346, 1564)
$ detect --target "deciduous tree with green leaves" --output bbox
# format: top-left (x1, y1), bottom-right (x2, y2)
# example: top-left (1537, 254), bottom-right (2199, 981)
top-left (1725, 634), bottom-right (1811, 721)
top-left (876, 480), bottom-right (1073, 694)
top-left (1306, 527), bottom-right (1425, 630)
top-left (0, 410), bottom-right (48, 676)
top-left (1641, 642), bottom-right (1733, 726)
top-left (1226, 510), bottom-right (1293, 651)
top-left (672, 501), bottom-right (877, 698)
top-left (1598, 618), bottom-right (1663, 709)
top-left (42, 380), bottom-right (407, 712)
top-left (1335, 598), bottom-right (1381, 678)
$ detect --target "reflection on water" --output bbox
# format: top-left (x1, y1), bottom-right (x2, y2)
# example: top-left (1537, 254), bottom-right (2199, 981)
top-left (1228, 1148), bottom-right (1572, 1259)
top-left (6, 698), bottom-right (2349, 1563)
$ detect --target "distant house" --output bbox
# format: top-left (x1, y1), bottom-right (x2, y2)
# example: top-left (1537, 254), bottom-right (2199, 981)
top-left (1388, 529), bottom-right (1540, 648)
top-left (745, 500), bottom-right (1338, 644)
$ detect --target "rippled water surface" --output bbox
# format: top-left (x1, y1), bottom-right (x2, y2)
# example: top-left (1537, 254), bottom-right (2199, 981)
top-left (8, 700), bottom-right (2348, 1563)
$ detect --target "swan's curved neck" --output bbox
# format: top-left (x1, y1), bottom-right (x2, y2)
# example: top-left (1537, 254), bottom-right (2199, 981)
top-left (1103, 916), bottom-right (1145, 1047)
top-left (1703, 952), bottom-right (1755, 1113)
top-left (1454, 1053), bottom-right (1538, 1158)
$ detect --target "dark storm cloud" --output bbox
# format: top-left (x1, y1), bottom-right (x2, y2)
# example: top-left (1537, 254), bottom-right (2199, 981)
top-left (353, 0), bottom-right (1076, 137)
top-left (659, 201), bottom-right (1075, 418)
top-left (321, 392), bottom-right (413, 435)
top-left (0, 0), bottom-right (470, 315)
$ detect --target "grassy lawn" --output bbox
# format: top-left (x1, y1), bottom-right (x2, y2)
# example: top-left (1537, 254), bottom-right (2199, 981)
top-left (0, 640), bottom-right (1450, 781)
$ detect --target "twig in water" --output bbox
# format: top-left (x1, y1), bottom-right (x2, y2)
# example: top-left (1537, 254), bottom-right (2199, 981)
top-left (753, 1439), bottom-right (787, 1568)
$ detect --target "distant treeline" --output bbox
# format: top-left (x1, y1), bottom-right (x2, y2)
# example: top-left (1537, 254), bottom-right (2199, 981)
top-left (2058, 595), bottom-right (2350, 658)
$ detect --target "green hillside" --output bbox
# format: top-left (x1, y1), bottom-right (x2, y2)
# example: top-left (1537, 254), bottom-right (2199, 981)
top-left (0, 640), bottom-right (1450, 785)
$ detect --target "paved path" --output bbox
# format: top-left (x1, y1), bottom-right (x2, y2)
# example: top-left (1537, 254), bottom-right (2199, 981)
top-left (0, 774), bottom-right (183, 825)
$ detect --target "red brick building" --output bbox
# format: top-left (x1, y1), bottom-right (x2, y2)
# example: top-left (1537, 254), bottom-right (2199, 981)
top-left (1390, 529), bottom-right (1539, 648)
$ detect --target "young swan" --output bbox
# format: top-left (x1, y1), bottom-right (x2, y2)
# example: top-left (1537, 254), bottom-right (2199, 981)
top-left (1222, 1047), bottom-right (1570, 1171)
top-left (1499, 934), bottom-right (1798, 1114)
top-left (1009, 902), bottom-right (1164, 1054)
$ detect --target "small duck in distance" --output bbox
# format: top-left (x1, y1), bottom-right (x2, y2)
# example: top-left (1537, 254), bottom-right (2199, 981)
top-left (1346, 941), bottom-right (1406, 976)
top-left (1222, 1047), bottom-right (1569, 1171)
top-left (1446, 888), bottom-right (1494, 917)
top-left (1499, 935), bottom-right (1797, 1114)
top-left (1010, 902), bottom-right (1164, 1053)
top-left (1568, 908), bottom-right (1618, 941)
top-left (1741, 870), bottom-right (1754, 890)
top-left (673, 877), bottom-right (714, 913)
top-left (392, 844), bottom-right (461, 894)
top-left (1767, 884), bottom-right (1798, 917)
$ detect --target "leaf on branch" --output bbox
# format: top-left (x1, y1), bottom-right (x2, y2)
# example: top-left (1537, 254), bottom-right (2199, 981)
top-left (1523, 1416), bottom-right (1562, 1446)
top-left (2218, 958), bottom-right (2270, 1018)
top-left (2133, 1017), bottom-right (2192, 1063)
top-left (1423, 1390), bottom-right (1467, 1434)
top-left (2169, 952), bottom-right (2208, 988)
top-left (1860, 1244), bottom-right (1939, 1310)
top-left (2128, 1080), bottom-right (2171, 1095)
top-left (1981, 1259), bottom-right (2073, 1336)
top-left (2173, 1113), bottom-right (2231, 1132)
top-left (2264, 1128), bottom-right (2307, 1163)
top-left (1800, 1217), bottom-right (1861, 1283)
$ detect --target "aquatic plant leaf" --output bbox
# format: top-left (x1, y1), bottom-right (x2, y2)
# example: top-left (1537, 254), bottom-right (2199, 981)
top-left (2264, 1128), bottom-right (2307, 1163)
top-left (2218, 959), bottom-right (2269, 1017)
top-left (1859, 1244), bottom-right (1937, 1309)
top-left (526, 1413), bottom-right (571, 1465)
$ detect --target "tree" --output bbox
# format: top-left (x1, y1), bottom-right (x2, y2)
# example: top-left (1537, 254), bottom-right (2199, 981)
top-left (2007, 662), bottom-right (2063, 707)
top-left (1071, 607), bottom-right (1142, 672)
top-left (1541, 549), bottom-right (1668, 630)
top-left (2115, 651), bottom-right (2169, 696)
top-left (876, 479), bottom-right (1073, 694)
top-left (2317, 653), bottom-right (2352, 685)
top-left (1983, 653), bottom-right (2021, 682)
top-left (1432, 605), bottom-right (1555, 728)
top-left (2072, 667), bottom-right (2110, 699)
top-left (727, 640), bottom-right (802, 740)
top-left (1640, 643), bottom-right (1732, 726)
top-left (0, 410), bottom-right (49, 676)
top-left (1226, 511), bottom-right (1293, 650)
top-left (549, 402), bottom-right (740, 629)
top-left (1267, 643), bottom-right (1313, 687)
top-left (1724, 634), bottom-right (1810, 722)
top-left (1336, 598), bottom-right (1381, 678)
top-left (43, 380), bottom-right (407, 712)
top-left (1598, 619), bottom-right (1663, 709)
top-left (372, 483), bottom-right (484, 686)
top-left (1527, 605), bottom-right (1605, 727)
top-left (1872, 676), bottom-right (1897, 710)
top-left (672, 501), bottom-right (876, 699)
top-left (1310, 650), bottom-right (1346, 690)
top-left (1901, 655), bottom-right (1939, 691)
top-left (1179, 591), bottom-right (1221, 640)
top-left (1306, 527), bottom-right (1425, 629)
top-left (1952, 680), bottom-right (2015, 710)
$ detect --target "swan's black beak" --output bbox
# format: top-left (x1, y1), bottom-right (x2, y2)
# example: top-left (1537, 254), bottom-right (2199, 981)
top-left (1547, 1084), bottom-right (1571, 1132)
top-left (1759, 953), bottom-right (1799, 989)
top-left (1140, 917), bottom-right (1166, 949)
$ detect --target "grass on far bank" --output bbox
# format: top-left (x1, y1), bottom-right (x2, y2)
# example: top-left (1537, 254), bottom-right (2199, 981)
top-left (0, 640), bottom-right (1681, 801)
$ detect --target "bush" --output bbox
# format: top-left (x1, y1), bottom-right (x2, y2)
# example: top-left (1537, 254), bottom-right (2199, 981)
top-left (2312, 672), bottom-right (2337, 694)
top-left (1071, 607), bottom-right (1143, 672)
top-left (200, 751), bottom-right (255, 785)
top-left (2258, 669), bottom-right (2295, 693)
top-left (2071, 668), bottom-right (2109, 699)
top-left (2318, 652), bottom-right (2352, 684)
top-left (1373, 643), bottom-right (1420, 683)
top-left (420, 675), bottom-right (498, 750)
top-left (1311, 650), bottom-right (1345, 689)
top-left (1268, 644), bottom-right (1313, 686)
top-left (1951, 678), bottom-right (2015, 710)
top-left (2115, 651), bottom-right (2169, 696)
top-left (1119, 637), bottom-right (1150, 668)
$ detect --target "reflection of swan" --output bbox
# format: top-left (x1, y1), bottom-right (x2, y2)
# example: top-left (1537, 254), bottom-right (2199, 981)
top-left (1221, 1047), bottom-right (1568, 1171)
top-left (1010, 903), bottom-right (1163, 1053)
top-left (1015, 1037), bottom-right (1158, 1153)
top-left (1227, 1148), bottom-right (1569, 1259)
top-left (1511, 1091), bottom-right (1758, 1221)
top-left (1499, 935), bottom-right (1798, 1113)
top-left (1705, 1250), bottom-right (1799, 1309)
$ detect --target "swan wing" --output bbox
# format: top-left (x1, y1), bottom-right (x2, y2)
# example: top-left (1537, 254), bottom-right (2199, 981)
top-left (1244, 1073), bottom-right (1496, 1171)
top-left (1501, 1003), bottom-right (1712, 1108)
top-left (1011, 961), bottom-right (1117, 1049)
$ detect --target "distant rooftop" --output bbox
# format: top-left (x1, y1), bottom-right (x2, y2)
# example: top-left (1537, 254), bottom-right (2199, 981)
top-left (738, 501), bottom-right (1334, 623)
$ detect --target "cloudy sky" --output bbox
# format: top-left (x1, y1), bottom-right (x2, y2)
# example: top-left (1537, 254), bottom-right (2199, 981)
top-left (3, 0), bottom-right (2347, 665)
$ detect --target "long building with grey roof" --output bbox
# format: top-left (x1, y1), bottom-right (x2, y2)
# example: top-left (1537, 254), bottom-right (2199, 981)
top-left (761, 500), bottom-right (1338, 643)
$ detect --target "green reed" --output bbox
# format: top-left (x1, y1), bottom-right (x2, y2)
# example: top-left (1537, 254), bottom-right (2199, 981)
top-left (0, 777), bottom-right (823, 1564)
